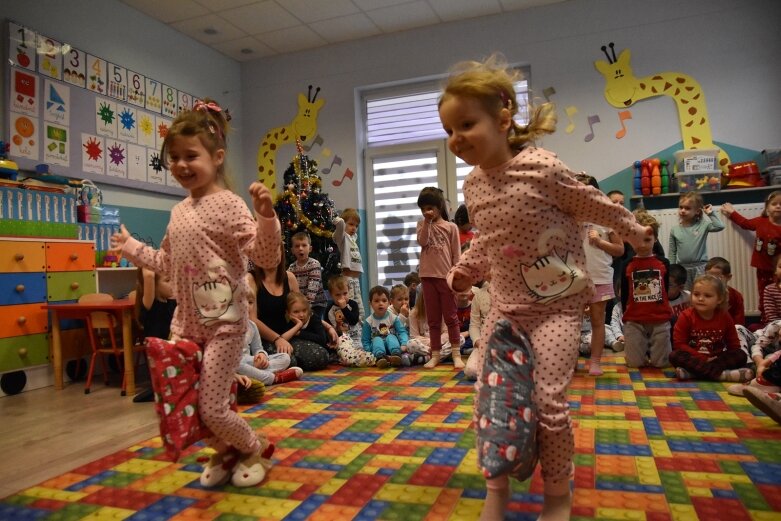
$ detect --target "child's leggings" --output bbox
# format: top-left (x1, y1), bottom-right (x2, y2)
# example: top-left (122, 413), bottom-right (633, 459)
top-left (669, 349), bottom-right (747, 380)
top-left (370, 334), bottom-right (401, 358)
top-left (346, 276), bottom-right (364, 321)
top-left (198, 327), bottom-right (261, 455)
top-left (236, 352), bottom-right (291, 385)
top-left (421, 277), bottom-right (460, 352)
top-left (480, 306), bottom-right (580, 496)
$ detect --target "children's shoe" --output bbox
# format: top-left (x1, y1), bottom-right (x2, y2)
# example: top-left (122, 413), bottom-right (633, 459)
top-left (588, 361), bottom-right (603, 376)
top-left (272, 367), bottom-right (303, 384)
top-left (611, 340), bottom-right (625, 352)
top-left (675, 367), bottom-right (692, 380)
top-left (388, 355), bottom-right (402, 367)
top-left (231, 443), bottom-right (274, 488)
top-left (199, 449), bottom-right (239, 488)
top-left (376, 357), bottom-right (390, 369)
top-left (743, 387), bottom-right (781, 424)
top-left (400, 353), bottom-right (411, 367)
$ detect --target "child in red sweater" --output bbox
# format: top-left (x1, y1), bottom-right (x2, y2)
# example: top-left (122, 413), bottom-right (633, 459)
top-left (705, 256), bottom-right (745, 326)
top-left (721, 191), bottom-right (781, 323)
top-left (671, 274), bottom-right (750, 382)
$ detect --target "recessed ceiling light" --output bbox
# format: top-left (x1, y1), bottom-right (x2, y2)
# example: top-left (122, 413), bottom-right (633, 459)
top-left (240, 48), bottom-right (253, 54)
top-left (203, 27), bottom-right (218, 35)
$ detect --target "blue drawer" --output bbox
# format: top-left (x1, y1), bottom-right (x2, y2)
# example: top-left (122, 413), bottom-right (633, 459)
top-left (0, 272), bottom-right (47, 305)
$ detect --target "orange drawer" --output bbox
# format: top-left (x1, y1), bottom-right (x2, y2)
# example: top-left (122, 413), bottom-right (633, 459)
top-left (0, 241), bottom-right (46, 273)
top-left (46, 242), bottom-right (95, 272)
top-left (0, 303), bottom-right (49, 338)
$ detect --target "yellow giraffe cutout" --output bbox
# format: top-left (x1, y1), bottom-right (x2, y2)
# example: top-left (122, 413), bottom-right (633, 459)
top-left (594, 43), bottom-right (729, 174)
top-left (257, 85), bottom-right (325, 194)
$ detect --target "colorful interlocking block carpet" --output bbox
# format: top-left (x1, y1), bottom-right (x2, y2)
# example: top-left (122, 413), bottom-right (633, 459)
top-left (2, 354), bottom-right (781, 521)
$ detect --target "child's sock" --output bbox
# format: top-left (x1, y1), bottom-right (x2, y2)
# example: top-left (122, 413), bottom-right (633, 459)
top-left (273, 367), bottom-right (303, 384)
top-left (588, 358), bottom-right (603, 376)
top-left (719, 367), bottom-right (755, 382)
top-left (480, 477), bottom-right (510, 521)
top-left (424, 351), bottom-right (441, 369)
top-left (538, 491), bottom-right (572, 521)
top-left (675, 367), bottom-right (692, 380)
top-left (452, 352), bottom-right (465, 369)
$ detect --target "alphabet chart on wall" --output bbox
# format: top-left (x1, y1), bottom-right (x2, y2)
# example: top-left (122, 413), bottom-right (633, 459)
top-left (5, 21), bottom-right (203, 196)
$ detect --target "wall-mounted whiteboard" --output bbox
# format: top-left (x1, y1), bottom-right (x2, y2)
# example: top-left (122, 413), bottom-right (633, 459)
top-left (4, 20), bottom-right (207, 196)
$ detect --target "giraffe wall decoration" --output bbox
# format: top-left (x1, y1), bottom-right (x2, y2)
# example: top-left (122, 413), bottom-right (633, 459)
top-left (594, 42), bottom-right (730, 174)
top-left (257, 85), bottom-right (325, 194)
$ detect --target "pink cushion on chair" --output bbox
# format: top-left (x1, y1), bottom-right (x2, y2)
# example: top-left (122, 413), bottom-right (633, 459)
top-left (145, 338), bottom-right (237, 461)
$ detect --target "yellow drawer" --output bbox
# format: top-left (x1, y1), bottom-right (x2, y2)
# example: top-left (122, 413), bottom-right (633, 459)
top-left (0, 303), bottom-right (48, 339)
top-left (0, 241), bottom-right (46, 273)
top-left (0, 333), bottom-right (49, 372)
top-left (46, 242), bottom-right (95, 272)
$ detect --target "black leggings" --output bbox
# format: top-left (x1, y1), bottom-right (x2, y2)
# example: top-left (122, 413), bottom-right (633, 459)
top-left (670, 349), bottom-right (747, 380)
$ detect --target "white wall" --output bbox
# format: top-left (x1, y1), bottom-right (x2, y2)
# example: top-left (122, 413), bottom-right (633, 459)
top-left (240, 0), bottom-right (781, 210)
top-left (1, 0), bottom-right (243, 212)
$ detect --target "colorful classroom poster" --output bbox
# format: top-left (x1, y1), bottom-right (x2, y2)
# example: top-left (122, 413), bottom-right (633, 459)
top-left (117, 104), bottom-right (138, 142)
top-left (177, 91), bottom-right (193, 115)
top-left (127, 70), bottom-right (146, 108)
top-left (155, 116), bottom-right (171, 149)
top-left (95, 98), bottom-right (118, 139)
top-left (145, 77), bottom-right (161, 113)
top-left (43, 122), bottom-right (69, 167)
top-left (11, 69), bottom-right (38, 117)
top-left (106, 139), bottom-right (127, 178)
top-left (43, 79), bottom-right (70, 126)
top-left (9, 22), bottom-right (36, 71)
top-left (127, 144), bottom-right (147, 182)
top-left (161, 84), bottom-right (177, 118)
top-left (137, 112), bottom-right (156, 147)
top-left (10, 113), bottom-right (39, 160)
top-left (62, 46), bottom-right (86, 88)
top-left (81, 133), bottom-right (105, 175)
top-left (86, 54), bottom-right (106, 95)
top-left (147, 149), bottom-right (165, 185)
top-left (36, 34), bottom-right (62, 80)
top-left (108, 62), bottom-right (128, 101)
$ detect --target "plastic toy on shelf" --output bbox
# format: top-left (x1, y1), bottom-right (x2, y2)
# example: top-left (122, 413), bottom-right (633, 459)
top-left (0, 141), bottom-right (19, 181)
top-left (633, 157), bottom-right (672, 196)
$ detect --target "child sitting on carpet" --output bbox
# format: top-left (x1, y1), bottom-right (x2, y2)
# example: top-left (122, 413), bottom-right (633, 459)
top-left (671, 274), bottom-right (752, 382)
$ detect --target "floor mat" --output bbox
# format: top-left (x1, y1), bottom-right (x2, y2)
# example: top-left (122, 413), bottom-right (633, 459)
top-left (2, 357), bottom-right (780, 520)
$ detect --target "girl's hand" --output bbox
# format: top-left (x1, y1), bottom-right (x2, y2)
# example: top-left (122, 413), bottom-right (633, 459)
top-left (721, 203), bottom-right (734, 216)
top-left (274, 337), bottom-right (293, 355)
top-left (235, 374), bottom-right (252, 389)
top-left (400, 303), bottom-right (409, 317)
top-left (451, 271), bottom-right (472, 293)
top-left (703, 204), bottom-right (713, 215)
top-left (325, 324), bottom-right (338, 345)
top-left (334, 295), bottom-right (348, 308)
top-left (249, 182), bottom-right (275, 218)
top-left (627, 226), bottom-right (654, 252)
top-left (253, 352), bottom-right (269, 369)
top-left (110, 224), bottom-right (131, 252)
top-left (291, 317), bottom-right (304, 330)
top-left (587, 229), bottom-right (601, 247)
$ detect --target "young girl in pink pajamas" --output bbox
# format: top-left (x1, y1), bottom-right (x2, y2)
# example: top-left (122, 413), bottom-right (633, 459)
top-left (111, 99), bottom-right (281, 488)
top-left (439, 55), bottom-right (651, 521)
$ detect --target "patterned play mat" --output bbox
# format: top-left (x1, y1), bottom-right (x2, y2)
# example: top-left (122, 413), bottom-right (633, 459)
top-left (2, 355), bottom-right (780, 521)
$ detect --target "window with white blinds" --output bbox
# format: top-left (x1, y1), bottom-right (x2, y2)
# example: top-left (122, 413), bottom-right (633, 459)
top-left (361, 70), bottom-right (530, 287)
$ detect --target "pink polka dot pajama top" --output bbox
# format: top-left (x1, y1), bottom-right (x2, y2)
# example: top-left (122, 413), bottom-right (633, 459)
top-left (122, 190), bottom-right (281, 455)
top-left (449, 147), bottom-right (647, 494)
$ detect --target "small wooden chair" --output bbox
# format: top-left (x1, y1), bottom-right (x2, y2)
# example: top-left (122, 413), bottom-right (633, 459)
top-left (80, 293), bottom-right (145, 395)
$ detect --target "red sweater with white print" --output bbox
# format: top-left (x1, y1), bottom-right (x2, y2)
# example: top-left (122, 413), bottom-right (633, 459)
top-left (621, 254), bottom-right (673, 323)
top-left (672, 307), bottom-right (740, 359)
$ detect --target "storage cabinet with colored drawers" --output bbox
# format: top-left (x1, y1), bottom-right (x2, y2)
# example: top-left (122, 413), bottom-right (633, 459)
top-left (0, 238), bottom-right (96, 386)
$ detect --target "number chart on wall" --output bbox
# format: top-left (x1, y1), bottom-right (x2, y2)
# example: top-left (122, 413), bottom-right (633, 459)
top-left (5, 21), bottom-right (202, 196)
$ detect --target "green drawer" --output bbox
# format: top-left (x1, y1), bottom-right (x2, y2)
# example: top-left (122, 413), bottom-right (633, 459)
top-left (47, 271), bottom-right (96, 301)
top-left (0, 333), bottom-right (49, 372)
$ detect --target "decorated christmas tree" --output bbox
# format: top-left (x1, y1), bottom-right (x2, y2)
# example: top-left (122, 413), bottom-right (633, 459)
top-left (274, 142), bottom-right (341, 287)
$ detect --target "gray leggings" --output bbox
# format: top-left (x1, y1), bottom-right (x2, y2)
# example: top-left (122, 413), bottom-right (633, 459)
top-left (236, 352), bottom-right (291, 385)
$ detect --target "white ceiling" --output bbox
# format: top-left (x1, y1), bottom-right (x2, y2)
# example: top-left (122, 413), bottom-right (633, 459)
top-left (120, 0), bottom-right (567, 62)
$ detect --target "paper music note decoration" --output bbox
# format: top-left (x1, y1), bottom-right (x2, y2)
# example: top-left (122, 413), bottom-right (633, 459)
top-left (302, 134), bottom-right (323, 152)
top-left (543, 86), bottom-right (556, 102)
top-left (322, 155), bottom-right (342, 175)
top-left (565, 106), bottom-right (578, 134)
top-left (584, 115), bottom-right (601, 142)
top-left (332, 168), bottom-right (354, 187)
top-left (615, 110), bottom-right (632, 139)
